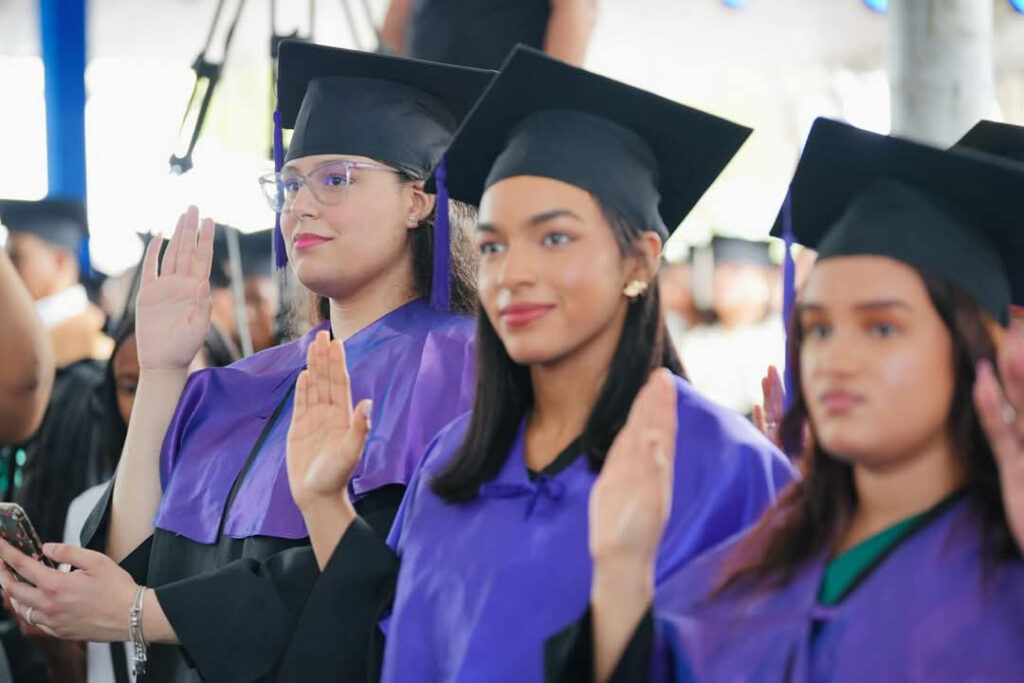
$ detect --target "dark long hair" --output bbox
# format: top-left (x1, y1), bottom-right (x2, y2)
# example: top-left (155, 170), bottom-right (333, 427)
top-left (308, 167), bottom-right (479, 324)
top-left (716, 272), bottom-right (1018, 595)
top-left (431, 201), bottom-right (685, 503)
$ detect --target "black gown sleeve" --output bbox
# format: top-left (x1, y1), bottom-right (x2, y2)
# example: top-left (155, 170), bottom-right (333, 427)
top-left (544, 607), bottom-right (656, 683)
top-left (274, 516), bottom-right (401, 682)
top-left (154, 544), bottom-right (320, 682)
top-left (152, 485), bottom-right (405, 683)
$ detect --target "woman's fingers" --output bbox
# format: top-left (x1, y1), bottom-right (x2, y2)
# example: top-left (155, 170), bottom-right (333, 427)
top-left (194, 218), bottom-right (216, 284)
top-left (975, 361), bottom-right (1019, 467)
top-left (328, 338), bottom-right (353, 426)
top-left (161, 210), bottom-right (188, 277)
top-left (175, 206), bottom-right (200, 277)
top-left (140, 233), bottom-right (162, 284)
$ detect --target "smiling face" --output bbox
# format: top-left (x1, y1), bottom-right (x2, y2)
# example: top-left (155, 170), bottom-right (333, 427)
top-left (279, 154), bottom-right (434, 301)
top-left (798, 255), bottom-right (955, 467)
top-left (475, 175), bottom-right (658, 366)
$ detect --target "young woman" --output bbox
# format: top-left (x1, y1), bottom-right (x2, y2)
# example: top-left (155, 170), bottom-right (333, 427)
top-left (557, 118), bottom-right (1024, 681)
top-left (0, 42), bottom-right (492, 682)
top-left (277, 46), bottom-right (795, 682)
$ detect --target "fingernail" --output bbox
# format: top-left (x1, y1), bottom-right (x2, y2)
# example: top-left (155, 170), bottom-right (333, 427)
top-left (365, 401), bottom-right (373, 430)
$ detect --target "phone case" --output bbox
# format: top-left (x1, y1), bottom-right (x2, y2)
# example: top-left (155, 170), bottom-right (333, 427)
top-left (0, 503), bottom-right (57, 583)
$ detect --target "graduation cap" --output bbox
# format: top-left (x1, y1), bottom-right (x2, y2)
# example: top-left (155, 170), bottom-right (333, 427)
top-left (771, 117), bottom-right (1024, 327)
top-left (237, 229), bottom-right (274, 279)
top-left (427, 45), bottom-right (752, 242)
top-left (710, 236), bottom-right (773, 267)
top-left (272, 42), bottom-right (495, 310)
top-left (953, 120), bottom-right (1024, 163)
top-left (1, 198), bottom-right (91, 274)
top-left (1, 199), bottom-right (86, 252)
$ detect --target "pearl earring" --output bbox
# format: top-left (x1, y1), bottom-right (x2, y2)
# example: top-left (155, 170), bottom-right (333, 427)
top-left (622, 280), bottom-right (649, 300)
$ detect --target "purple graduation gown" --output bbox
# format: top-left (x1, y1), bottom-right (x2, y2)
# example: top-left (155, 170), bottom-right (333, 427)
top-left (381, 374), bottom-right (795, 682)
top-left (155, 297), bottom-right (476, 542)
top-left (81, 298), bottom-right (476, 682)
top-left (656, 497), bottom-right (1024, 682)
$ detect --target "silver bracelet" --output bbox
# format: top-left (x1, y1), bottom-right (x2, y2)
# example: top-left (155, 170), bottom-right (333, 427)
top-left (129, 586), bottom-right (148, 677)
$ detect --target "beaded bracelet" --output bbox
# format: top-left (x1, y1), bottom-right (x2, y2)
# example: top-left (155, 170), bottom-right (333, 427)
top-left (129, 586), bottom-right (148, 677)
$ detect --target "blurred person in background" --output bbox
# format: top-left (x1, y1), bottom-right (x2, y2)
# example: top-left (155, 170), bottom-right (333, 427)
top-left (679, 235), bottom-right (786, 416)
top-left (0, 199), bottom-right (114, 539)
top-left (380, 0), bottom-right (598, 70)
top-left (657, 259), bottom-right (701, 352)
top-left (0, 248), bottom-right (54, 446)
top-left (3, 313), bottom-right (238, 683)
top-left (210, 227), bottom-right (281, 355)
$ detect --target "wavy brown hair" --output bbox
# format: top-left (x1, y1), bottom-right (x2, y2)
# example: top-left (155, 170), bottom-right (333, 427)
top-left (303, 167), bottom-right (479, 326)
top-left (716, 271), bottom-right (1018, 596)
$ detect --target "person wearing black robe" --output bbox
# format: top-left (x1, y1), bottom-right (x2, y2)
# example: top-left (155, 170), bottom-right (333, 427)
top-left (0, 44), bottom-right (492, 683)
top-left (380, 0), bottom-right (597, 70)
top-left (0, 199), bottom-right (120, 683)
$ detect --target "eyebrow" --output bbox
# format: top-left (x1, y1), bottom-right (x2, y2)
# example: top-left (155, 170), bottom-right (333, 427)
top-left (476, 209), bottom-right (584, 234)
top-left (798, 300), bottom-right (912, 313)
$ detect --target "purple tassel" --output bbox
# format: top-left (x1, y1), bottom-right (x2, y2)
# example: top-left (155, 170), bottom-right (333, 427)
top-left (429, 155), bottom-right (452, 311)
top-left (781, 190), bottom-right (796, 410)
top-left (273, 109), bottom-right (288, 269)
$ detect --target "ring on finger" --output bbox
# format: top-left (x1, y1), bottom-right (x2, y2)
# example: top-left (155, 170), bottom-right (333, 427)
top-left (24, 606), bottom-right (35, 627)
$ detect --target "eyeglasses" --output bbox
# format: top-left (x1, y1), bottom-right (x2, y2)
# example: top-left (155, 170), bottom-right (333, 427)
top-left (258, 160), bottom-right (403, 213)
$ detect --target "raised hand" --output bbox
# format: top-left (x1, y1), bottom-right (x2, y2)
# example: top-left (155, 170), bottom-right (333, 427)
top-left (135, 206), bottom-right (215, 373)
top-left (588, 369), bottom-right (678, 683)
top-left (752, 365), bottom-right (785, 449)
top-left (973, 327), bottom-right (1024, 551)
top-left (589, 369), bottom-right (679, 569)
top-left (286, 331), bottom-right (372, 512)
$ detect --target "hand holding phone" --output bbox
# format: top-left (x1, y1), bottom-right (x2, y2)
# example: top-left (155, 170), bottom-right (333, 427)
top-left (0, 503), bottom-right (56, 584)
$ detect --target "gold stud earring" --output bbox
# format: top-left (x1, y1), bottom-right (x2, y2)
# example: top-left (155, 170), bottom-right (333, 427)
top-left (623, 279), bottom-right (649, 300)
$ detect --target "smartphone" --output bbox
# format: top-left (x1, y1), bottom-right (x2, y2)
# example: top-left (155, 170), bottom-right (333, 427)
top-left (0, 503), bottom-right (56, 584)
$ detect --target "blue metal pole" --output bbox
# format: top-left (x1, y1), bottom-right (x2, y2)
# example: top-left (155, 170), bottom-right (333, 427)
top-left (39, 0), bottom-right (88, 201)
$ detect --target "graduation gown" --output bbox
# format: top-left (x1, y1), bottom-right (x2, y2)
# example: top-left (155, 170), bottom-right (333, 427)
top-left (82, 299), bottom-right (476, 683)
top-left (549, 496), bottom-right (1024, 682)
top-left (289, 374), bottom-right (794, 682)
top-left (407, 0), bottom-right (551, 70)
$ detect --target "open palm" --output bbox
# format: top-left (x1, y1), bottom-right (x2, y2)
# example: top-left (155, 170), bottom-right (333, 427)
top-left (589, 369), bottom-right (678, 567)
top-left (135, 207), bottom-right (216, 372)
top-left (286, 331), bottom-right (372, 509)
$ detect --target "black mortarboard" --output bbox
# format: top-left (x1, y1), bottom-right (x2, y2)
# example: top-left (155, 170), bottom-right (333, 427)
top-left (211, 226), bottom-right (274, 286)
top-left (276, 40), bottom-right (495, 174)
top-left (428, 45), bottom-right (752, 240)
top-left (710, 236), bottom-right (773, 267)
top-left (1, 199), bottom-right (87, 253)
top-left (953, 120), bottom-right (1024, 163)
top-left (771, 117), bottom-right (1024, 326)
top-left (237, 229), bottom-right (274, 279)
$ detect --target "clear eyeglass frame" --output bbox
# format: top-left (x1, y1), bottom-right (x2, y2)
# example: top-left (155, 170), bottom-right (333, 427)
top-left (258, 159), bottom-right (403, 213)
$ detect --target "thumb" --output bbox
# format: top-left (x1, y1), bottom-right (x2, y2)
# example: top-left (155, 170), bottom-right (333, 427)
top-left (350, 399), bottom-right (373, 451)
